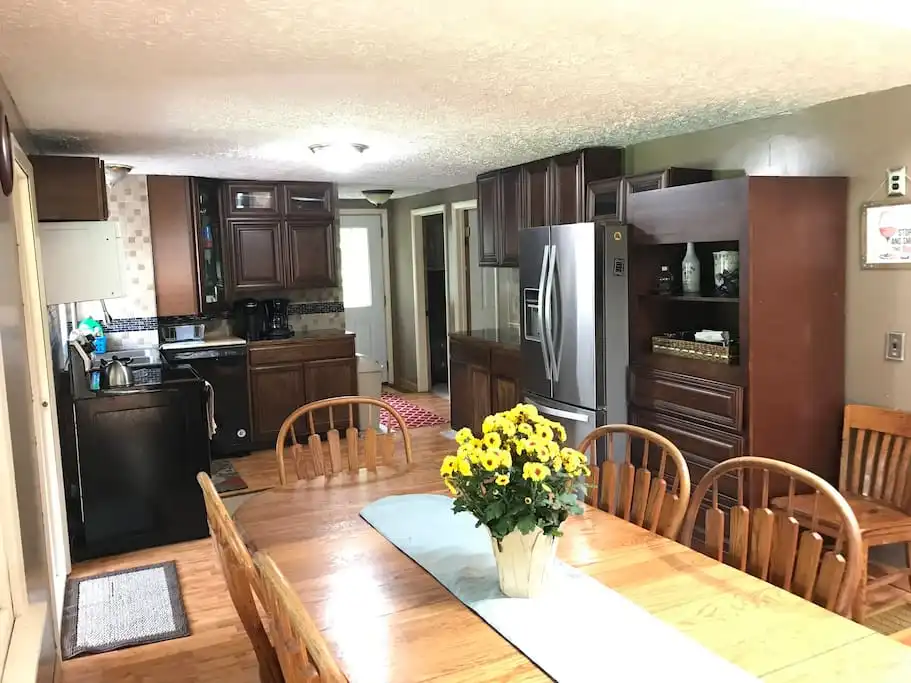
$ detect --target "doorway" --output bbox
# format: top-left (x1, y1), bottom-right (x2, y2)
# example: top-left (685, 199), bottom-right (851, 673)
top-left (422, 213), bottom-right (448, 395)
top-left (339, 210), bottom-right (393, 383)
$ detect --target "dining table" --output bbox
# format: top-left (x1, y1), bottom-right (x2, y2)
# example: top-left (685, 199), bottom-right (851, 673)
top-left (232, 457), bottom-right (911, 682)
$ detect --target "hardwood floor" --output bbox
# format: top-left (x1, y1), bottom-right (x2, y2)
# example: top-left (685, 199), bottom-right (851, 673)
top-left (61, 391), bottom-right (455, 683)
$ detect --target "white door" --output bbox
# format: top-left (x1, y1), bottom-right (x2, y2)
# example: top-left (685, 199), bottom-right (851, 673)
top-left (339, 212), bottom-right (390, 382)
top-left (467, 209), bottom-right (499, 329)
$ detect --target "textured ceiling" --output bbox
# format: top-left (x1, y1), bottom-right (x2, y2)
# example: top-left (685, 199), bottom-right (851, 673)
top-left (2, 0), bottom-right (911, 196)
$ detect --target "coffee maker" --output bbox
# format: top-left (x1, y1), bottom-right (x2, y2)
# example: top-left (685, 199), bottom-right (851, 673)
top-left (262, 298), bottom-right (293, 339)
top-left (233, 298), bottom-right (264, 341)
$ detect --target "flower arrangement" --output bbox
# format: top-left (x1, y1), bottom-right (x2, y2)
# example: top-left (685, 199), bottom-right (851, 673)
top-left (440, 403), bottom-right (589, 543)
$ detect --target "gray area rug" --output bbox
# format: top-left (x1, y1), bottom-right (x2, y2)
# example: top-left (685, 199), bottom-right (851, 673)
top-left (61, 561), bottom-right (189, 659)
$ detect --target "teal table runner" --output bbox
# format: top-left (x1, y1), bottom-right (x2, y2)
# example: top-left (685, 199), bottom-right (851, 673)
top-left (360, 493), bottom-right (759, 682)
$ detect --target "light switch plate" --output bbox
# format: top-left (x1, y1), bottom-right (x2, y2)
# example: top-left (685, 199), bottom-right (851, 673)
top-left (886, 332), bottom-right (905, 361)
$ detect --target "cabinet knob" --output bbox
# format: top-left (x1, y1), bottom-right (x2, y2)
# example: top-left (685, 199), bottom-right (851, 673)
top-left (42, 401), bottom-right (49, 407)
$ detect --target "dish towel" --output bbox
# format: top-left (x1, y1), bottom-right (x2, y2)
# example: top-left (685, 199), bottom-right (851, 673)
top-left (203, 381), bottom-right (217, 439)
top-left (360, 494), bottom-right (760, 683)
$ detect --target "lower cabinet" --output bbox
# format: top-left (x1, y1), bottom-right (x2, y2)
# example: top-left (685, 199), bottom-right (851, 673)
top-left (449, 334), bottom-right (520, 434)
top-left (248, 335), bottom-right (357, 445)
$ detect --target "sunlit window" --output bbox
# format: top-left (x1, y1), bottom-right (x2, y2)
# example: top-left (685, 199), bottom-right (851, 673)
top-left (340, 226), bottom-right (372, 308)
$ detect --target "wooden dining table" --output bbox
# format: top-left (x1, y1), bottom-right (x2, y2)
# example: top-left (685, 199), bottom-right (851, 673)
top-left (233, 457), bottom-right (911, 682)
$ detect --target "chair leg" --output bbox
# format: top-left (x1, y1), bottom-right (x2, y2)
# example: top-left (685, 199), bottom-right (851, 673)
top-left (853, 543), bottom-right (869, 625)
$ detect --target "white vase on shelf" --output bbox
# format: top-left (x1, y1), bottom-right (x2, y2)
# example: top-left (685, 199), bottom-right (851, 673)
top-left (681, 242), bottom-right (701, 295)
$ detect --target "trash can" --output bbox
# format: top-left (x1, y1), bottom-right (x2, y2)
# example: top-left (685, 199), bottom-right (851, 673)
top-left (356, 354), bottom-right (383, 430)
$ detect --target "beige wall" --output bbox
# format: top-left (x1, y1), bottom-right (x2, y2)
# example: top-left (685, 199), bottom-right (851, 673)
top-left (386, 183), bottom-right (475, 387)
top-left (628, 84), bottom-right (911, 410)
top-left (0, 76), bottom-right (56, 679)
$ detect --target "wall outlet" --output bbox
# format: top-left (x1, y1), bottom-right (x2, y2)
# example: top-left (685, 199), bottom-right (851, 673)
top-left (887, 168), bottom-right (907, 197)
top-left (886, 332), bottom-right (905, 361)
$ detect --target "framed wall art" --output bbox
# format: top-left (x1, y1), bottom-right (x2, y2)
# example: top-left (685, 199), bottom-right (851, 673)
top-left (861, 200), bottom-right (911, 269)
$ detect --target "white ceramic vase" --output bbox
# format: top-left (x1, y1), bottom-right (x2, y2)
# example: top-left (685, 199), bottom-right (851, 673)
top-left (681, 241), bottom-right (701, 294)
top-left (490, 527), bottom-right (558, 598)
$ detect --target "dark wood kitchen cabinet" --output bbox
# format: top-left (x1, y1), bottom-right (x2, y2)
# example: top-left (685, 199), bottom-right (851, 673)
top-left (227, 219), bottom-right (284, 292)
top-left (589, 167), bottom-right (714, 223)
top-left (30, 155), bottom-right (109, 222)
top-left (148, 175), bottom-right (198, 316)
top-left (224, 182), bottom-right (280, 217)
top-left (286, 219), bottom-right (338, 288)
top-left (283, 182), bottom-right (334, 215)
top-left (449, 334), bottom-right (521, 434)
top-left (248, 334), bottom-right (357, 444)
top-left (476, 147), bottom-right (622, 268)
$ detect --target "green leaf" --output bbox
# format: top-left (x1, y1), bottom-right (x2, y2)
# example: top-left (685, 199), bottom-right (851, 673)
top-left (557, 492), bottom-right (578, 506)
top-left (493, 517), bottom-right (512, 537)
top-left (484, 500), bottom-right (506, 521)
top-left (516, 515), bottom-right (537, 534)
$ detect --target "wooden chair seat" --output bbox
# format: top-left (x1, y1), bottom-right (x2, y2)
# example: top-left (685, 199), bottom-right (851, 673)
top-left (772, 493), bottom-right (911, 540)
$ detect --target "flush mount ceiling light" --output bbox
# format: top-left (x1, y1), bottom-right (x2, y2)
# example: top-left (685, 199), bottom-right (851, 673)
top-left (309, 142), bottom-right (368, 173)
top-left (362, 189), bottom-right (394, 206)
top-left (104, 163), bottom-right (132, 187)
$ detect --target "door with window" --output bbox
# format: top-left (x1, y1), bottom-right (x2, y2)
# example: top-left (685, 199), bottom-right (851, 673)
top-left (339, 212), bottom-right (389, 382)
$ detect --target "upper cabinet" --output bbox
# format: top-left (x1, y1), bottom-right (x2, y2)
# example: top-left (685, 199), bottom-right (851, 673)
top-left (148, 176), bottom-right (227, 316)
top-left (589, 167), bottom-right (715, 223)
top-left (476, 147), bottom-right (623, 268)
top-left (285, 219), bottom-right (337, 288)
top-left (227, 219), bottom-right (285, 292)
top-left (30, 155), bottom-right (108, 222)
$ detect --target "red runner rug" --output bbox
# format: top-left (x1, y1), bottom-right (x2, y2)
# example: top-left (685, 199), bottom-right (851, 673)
top-left (380, 392), bottom-right (448, 432)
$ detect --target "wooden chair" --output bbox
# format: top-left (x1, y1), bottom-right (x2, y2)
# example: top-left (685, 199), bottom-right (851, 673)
top-left (578, 424), bottom-right (691, 540)
top-left (681, 456), bottom-right (864, 618)
top-left (253, 552), bottom-right (347, 683)
top-left (275, 396), bottom-right (413, 486)
top-left (770, 404), bottom-right (911, 623)
top-left (197, 472), bottom-right (283, 683)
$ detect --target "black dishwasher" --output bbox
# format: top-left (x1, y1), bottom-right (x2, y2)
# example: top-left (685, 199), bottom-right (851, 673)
top-left (161, 344), bottom-right (251, 457)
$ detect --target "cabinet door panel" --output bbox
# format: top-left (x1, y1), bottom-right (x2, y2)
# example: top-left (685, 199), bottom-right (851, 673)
top-left (469, 365), bottom-right (492, 435)
top-left (552, 153), bottom-right (584, 225)
top-left (303, 357), bottom-right (357, 432)
top-left (449, 359), bottom-right (472, 431)
top-left (477, 173), bottom-right (499, 266)
top-left (250, 363), bottom-right (306, 442)
top-left (147, 176), bottom-right (199, 316)
top-left (283, 182), bottom-right (334, 215)
top-left (523, 161), bottom-right (550, 229)
top-left (286, 220), bottom-right (338, 288)
top-left (500, 168), bottom-right (521, 267)
top-left (492, 375), bottom-right (519, 414)
top-left (629, 408), bottom-right (744, 464)
top-left (229, 220), bottom-right (284, 292)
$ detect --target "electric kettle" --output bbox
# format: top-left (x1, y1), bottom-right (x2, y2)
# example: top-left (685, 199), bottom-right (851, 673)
top-left (100, 357), bottom-right (134, 388)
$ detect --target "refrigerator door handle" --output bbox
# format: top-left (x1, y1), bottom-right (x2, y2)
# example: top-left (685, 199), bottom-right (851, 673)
top-left (525, 397), bottom-right (590, 423)
top-left (537, 245), bottom-right (552, 380)
top-left (545, 245), bottom-right (560, 381)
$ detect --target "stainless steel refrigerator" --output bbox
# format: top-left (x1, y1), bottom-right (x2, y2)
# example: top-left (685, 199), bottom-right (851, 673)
top-left (520, 222), bottom-right (628, 459)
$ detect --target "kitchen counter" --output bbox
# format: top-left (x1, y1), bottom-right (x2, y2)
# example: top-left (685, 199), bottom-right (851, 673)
top-left (450, 327), bottom-right (521, 350)
top-left (248, 330), bottom-right (354, 347)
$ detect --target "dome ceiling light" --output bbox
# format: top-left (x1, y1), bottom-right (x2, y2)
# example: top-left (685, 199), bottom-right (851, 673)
top-left (104, 163), bottom-right (133, 187)
top-left (362, 189), bottom-right (394, 206)
top-left (309, 142), bottom-right (368, 173)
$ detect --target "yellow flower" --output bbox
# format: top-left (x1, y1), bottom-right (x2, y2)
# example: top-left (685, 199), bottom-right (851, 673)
top-left (455, 427), bottom-right (473, 445)
top-left (457, 456), bottom-right (473, 477)
top-left (440, 455), bottom-right (457, 477)
top-left (505, 407), bottom-right (522, 423)
top-left (550, 454), bottom-right (562, 471)
top-left (480, 451), bottom-right (501, 471)
top-left (499, 420), bottom-right (516, 437)
top-left (444, 477), bottom-right (458, 495)
top-left (524, 404), bottom-right (539, 419)
top-left (514, 439), bottom-right (527, 455)
top-left (483, 431), bottom-right (501, 450)
top-left (517, 422), bottom-right (534, 437)
top-left (495, 473), bottom-right (510, 486)
top-left (498, 449), bottom-right (512, 468)
top-left (524, 496), bottom-right (532, 504)
top-left (535, 423), bottom-right (554, 442)
top-left (458, 443), bottom-right (480, 463)
top-left (470, 437), bottom-right (483, 449)
top-left (523, 462), bottom-right (550, 482)
top-left (561, 447), bottom-right (585, 475)
top-left (482, 415), bottom-right (498, 433)
top-left (552, 422), bottom-right (567, 442)
top-left (580, 464), bottom-right (591, 477)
